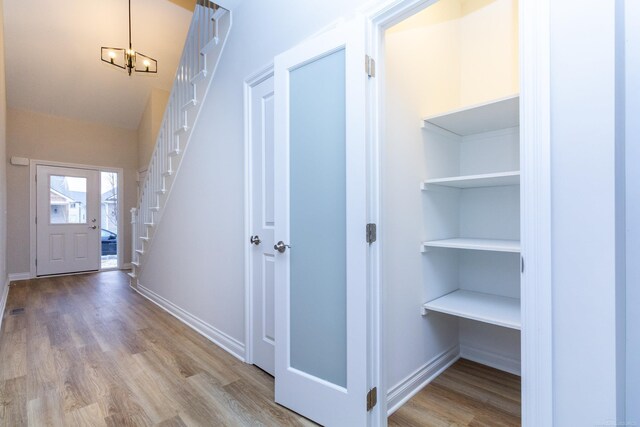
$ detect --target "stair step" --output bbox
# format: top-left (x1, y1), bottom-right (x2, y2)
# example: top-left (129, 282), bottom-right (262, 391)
top-left (182, 99), bottom-right (198, 111)
top-left (131, 261), bottom-right (140, 267)
top-left (127, 272), bottom-right (137, 279)
top-left (212, 8), bottom-right (226, 21)
top-left (174, 126), bottom-right (189, 135)
top-left (150, 206), bottom-right (160, 212)
top-left (135, 249), bottom-right (145, 255)
top-left (145, 222), bottom-right (154, 227)
top-left (140, 236), bottom-right (150, 242)
top-left (169, 148), bottom-right (181, 157)
top-left (162, 170), bottom-right (173, 177)
top-left (190, 70), bottom-right (207, 84)
top-left (156, 189), bottom-right (166, 195)
top-left (202, 40), bottom-right (217, 55)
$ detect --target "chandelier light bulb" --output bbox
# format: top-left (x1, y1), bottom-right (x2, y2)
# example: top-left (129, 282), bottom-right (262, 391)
top-left (101, 0), bottom-right (157, 75)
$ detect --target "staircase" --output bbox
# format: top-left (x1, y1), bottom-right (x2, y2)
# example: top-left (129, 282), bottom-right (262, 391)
top-left (129, 1), bottom-right (231, 283)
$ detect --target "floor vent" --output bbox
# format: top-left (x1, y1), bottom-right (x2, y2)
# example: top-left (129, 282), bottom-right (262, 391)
top-left (10, 308), bottom-right (25, 315)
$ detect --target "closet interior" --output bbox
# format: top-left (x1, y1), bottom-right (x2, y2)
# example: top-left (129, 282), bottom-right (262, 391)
top-left (383, 0), bottom-right (522, 420)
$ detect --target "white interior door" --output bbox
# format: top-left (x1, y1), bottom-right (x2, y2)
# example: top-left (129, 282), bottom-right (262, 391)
top-left (36, 165), bottom-right (101, 276)
top-left (250, 73), bottom-right (276, 376)
top-left (273, 19), bottom-right (369, 426)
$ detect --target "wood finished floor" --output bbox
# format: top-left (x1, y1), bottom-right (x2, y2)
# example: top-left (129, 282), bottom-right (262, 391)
top-left (0, 271), bottom-right (521, 426)
top-left (388, 359), bottom-right (521, 427)
top-left (0, 272), bottom-right (315, 426)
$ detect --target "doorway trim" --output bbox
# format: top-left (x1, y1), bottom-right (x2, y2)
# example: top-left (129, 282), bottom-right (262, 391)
top-left (244, 63), bottom-right (275, 366)
top-left (29, 159), bottom-right (125, 278)
top-left (361, 0), bottom-right (552, 424)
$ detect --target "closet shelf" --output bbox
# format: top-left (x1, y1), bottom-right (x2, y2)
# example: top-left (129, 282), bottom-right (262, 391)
top-left (422, 289), bottom-right (520, 330)
top-left (422, 95), bottom-right (519, 136)
top-left (422, 171), bottom-right (520, 189)
top-left (421, 238), bottom-right (520, 253)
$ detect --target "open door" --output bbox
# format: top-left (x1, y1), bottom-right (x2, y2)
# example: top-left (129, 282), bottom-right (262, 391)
top-left (273, 19), bottom-right (369, 426)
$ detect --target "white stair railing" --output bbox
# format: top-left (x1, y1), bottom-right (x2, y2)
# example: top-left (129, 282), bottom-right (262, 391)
top-left (128, 1), bottom-right (230, 282)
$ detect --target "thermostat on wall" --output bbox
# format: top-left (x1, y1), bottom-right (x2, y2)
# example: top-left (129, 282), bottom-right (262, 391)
top-left (10, 157), bottom-right (29, 166)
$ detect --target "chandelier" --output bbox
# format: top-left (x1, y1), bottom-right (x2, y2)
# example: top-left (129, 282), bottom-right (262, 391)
top-left (101, 0), bottom-right (157, 76)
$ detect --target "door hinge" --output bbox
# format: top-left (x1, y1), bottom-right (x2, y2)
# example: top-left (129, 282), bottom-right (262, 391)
top-left (521, 255), bottom-right (524, 273)
top-left (366, 223), bottom-right (377, 244)
top-left (365, 55), bottom-right (376, 78)
top-left (366, 387), bottom-right (377, 411)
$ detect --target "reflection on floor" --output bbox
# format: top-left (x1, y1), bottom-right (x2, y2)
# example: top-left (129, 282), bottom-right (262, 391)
top-left (389, 358), bottom-right (521, 427)
top-left (0, 272), bottom-right (316, 426)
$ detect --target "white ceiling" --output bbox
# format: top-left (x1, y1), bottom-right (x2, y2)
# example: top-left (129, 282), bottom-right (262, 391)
top-left (4, 0), bottom-right (194, 129)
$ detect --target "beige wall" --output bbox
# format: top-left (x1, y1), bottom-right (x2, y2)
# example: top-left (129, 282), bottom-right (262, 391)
top-left (387, 0), bottom-right (519, 117)
top-left (138, 88), bottom-right (170, 172)
top-left (6, 108), bottom-right (138, 274)
top-left (0, 0), bottom-right (7, 286)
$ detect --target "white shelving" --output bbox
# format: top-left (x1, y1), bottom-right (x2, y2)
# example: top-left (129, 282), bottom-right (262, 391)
top-left (422, 95), bottom-right (519, 136)
top-left (421, 238), bottom-right (520, 253)
top-left (422, 289), bottom-right (520, 330)
top-left (422, 171), bottom-right (520, 189)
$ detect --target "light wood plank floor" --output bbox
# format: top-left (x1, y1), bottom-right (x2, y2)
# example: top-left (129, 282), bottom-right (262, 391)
top-left (0, 272), bottom-right (315, 426)
top-left (388, 359), bottom-right (521, 426)
top-left (0, 271), bottom-right (521, 426)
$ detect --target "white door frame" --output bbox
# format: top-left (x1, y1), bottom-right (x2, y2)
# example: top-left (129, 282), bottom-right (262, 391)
top-left (244, 63), bottom-right (275, 366)
top-left (29, 159), bottom-right (125, 278)
top-left (361, 0), bottom-right (552, 425)
top-left (241, 1), bottom-right (552, 423)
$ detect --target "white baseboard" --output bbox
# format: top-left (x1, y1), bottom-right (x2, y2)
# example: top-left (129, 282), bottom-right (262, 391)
top-left (121, 263), bottom-right (132, 270)
top-left (0, 277), bottom-right (10, 332)
top-left (460, 344), bottom-right (521, 376)
top-left (386, 345), bottom-right (460, 415)
top-left (135, 283), bottom-right (245, 362)
top-left (8, 272), bottom-right (30, 282)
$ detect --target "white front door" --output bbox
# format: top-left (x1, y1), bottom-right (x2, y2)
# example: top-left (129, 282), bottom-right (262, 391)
top-left (249, 72), bottom-right (276, 376)
top-left (36, 165), bottom-right (101, 276)
top-left (273, 19), bottom-right (369, 426)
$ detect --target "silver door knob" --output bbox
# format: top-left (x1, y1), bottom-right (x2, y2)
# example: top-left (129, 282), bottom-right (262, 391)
top-left (250, 235), bottom-right (261, 246)
top-left (89, 225), bottom-right (97, 230)
top-left (274, 241), bottom-right (290, 253)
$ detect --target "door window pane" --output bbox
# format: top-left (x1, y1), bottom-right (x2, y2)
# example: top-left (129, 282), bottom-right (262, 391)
top-left (289, 48), bottom-right (347, 388)
top-left (101, 172), bottom-right (118, 268)
top-left (49, 175), bottom-right (87, 224)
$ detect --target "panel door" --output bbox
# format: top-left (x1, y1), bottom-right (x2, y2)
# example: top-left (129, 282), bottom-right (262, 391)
top-left (273, 19), bottom-right (369, 426)
top-left (250, 73), bottom-right (277, 376)
top-left (36, 165), bottom-right (101, 276)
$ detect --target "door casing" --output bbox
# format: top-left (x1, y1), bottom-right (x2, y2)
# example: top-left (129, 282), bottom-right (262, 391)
top-left (29, 159), bottom-right (125, 278)
top-left (362, 0), bottom-right (553, 424)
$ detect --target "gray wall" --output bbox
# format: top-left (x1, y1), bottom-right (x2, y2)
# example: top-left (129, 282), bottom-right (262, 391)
top-left (625, 0), bottom-right (639, 423)
top-left (138, 0), bottom-right (631, 422)
top-left (550, 0), bottom-right (627, 423)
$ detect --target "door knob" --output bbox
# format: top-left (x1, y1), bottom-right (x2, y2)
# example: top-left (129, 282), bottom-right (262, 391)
top-left (250, 235), bottom-right (261, 246)
top-left (89, 225), bottom-right (97, 230)
top-left (274, 241), bottom-right (290, 253)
